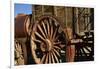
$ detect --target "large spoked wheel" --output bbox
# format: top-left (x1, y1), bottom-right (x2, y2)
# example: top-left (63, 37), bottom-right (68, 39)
top-left (31, 15), bottom-right (67, 64)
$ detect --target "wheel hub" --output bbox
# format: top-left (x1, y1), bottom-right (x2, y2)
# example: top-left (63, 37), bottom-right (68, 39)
top-left (45, 39), bottom-right (53, 51)
top-left (41, 39), bottom-right (53, 52)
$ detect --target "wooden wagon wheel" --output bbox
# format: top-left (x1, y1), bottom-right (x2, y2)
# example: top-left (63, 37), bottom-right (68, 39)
top-left (30, 15), bottom-right (67, 64)
top-left (14, 39), bottom-right (27, 65)
top-left (74, 32), bottom-right (94, 61)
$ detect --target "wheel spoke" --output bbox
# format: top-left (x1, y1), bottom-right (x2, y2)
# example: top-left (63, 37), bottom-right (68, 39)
top-left (81, 48), bottom-right (87, 56)
top-left (53, 48), bottom-right (60, 57)
top-left (51, 51), bottom-right (55, 63)
top-left (53, 46), bottom-right (61, 50)
top-left (41, 21), bottom-right (47, 37)
top-left (48, 52), bottom-right (51, 63)
top-left (15, 43), bottom-right (18, 51)
top-left (50, 25), bottom-right (53, 38)
top-left (37, 24), bottom-right (46, 38)
top-left (45, 53), bottom-right (49, 63)
top-left (41, 54), bottom-right (46, 63)
top-left (52, 50), bottom-right (59, 63)
top-left (53, 28), bottom-right (57, 41)
top-left (49, 18), bottom-right (53, 38)
top-left (84, 46), bottom-right (91, 52)
top-left (16, 43), bottom-right (21, 53)
top-left (45, 19), bottom-right (50, 37)
top-left (31, 36), bottom-right (41, 43)
top-left (35, 32), bottom-right (45, 41)
top-left (33, 39), bottom-right (41, 43)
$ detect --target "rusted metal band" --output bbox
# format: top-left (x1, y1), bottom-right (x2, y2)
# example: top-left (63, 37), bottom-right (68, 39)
top-left (15, 14), bottom-right (31, 38)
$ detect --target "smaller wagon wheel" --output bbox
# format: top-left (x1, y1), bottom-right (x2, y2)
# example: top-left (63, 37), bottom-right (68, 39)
top-left (75, 32), bottom-right (94, 61)
top-left (14, 39), bottom-right (27, 65)
top-left (30, 15), bottom-right (67, 64)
